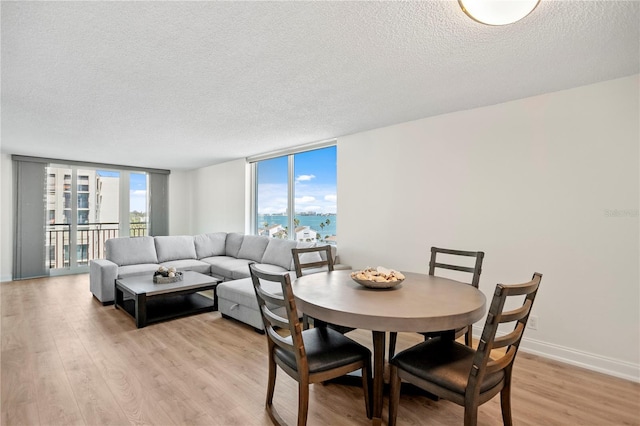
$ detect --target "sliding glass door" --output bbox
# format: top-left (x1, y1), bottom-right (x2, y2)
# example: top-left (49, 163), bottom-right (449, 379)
top-left (45, 165), bottom-right (148, 275)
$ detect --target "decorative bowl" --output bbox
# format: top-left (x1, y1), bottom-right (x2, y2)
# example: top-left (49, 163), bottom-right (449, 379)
top-left (153, 271), bottom-right (183, 284)
top-left (352, 277), bottom-right (404, 289)
top-left (350, 267), bottom-right (405, 289)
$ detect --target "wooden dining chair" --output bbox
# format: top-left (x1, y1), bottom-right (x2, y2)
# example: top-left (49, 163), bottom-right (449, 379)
top-left (388, 272), bottom-right (542, 426)
top-left (249, 263), bottom-right (372, 426)
top-left (388, 247), bottom-right (484, 359)
top-left (291, 245), bottom-right (354, 334)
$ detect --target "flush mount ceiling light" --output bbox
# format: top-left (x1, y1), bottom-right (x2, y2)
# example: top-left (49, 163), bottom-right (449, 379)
top-left (459, 0), bottom-right (541, 26)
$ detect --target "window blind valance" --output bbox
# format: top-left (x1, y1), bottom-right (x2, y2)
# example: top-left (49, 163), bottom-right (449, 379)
top-left (11, 155), bottom-right (170, 175)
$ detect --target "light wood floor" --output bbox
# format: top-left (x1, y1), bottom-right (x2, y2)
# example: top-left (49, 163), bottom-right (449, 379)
top-left (1, 275), bottom-right (639, 426)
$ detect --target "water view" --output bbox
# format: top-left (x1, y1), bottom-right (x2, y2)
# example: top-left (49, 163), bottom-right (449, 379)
top-left (258, 214), bottom-right (337, 243)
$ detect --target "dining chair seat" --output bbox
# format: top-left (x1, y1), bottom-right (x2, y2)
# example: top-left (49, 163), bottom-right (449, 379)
top-left (275, 327), bottom-right (371, 374)
top-left (391, 337), bottom-right (504, 395)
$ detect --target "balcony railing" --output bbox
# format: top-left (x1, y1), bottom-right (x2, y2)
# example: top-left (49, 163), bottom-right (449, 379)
top-left (45, 222), bottom-right (148, 269)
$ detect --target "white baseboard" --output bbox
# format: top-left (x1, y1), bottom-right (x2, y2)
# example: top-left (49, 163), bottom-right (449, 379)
top-left (473, 326), bottom-right (639, 383)
top-left (1, 274), bottom-right (13, 283)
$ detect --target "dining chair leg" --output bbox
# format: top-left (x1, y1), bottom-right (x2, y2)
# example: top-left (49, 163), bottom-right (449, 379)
top-left (388, 331), bottom-right (398, 360)
top-left (388, 365), bottom-right (401, 426)
top-left (463, 398), bottom-right (479, 426)
top-left (371, 331), bottom-right (386, 423)
top-left (500, 367), bottom-right (514, 426)
top-left (266, 353), bottom-right (277, 408)
top-left (297, 380), bottom-right (310, 426)
top-left (465, 326), bottom-right (473, 347)
top-left (361, 361), bottom-right (372, 419)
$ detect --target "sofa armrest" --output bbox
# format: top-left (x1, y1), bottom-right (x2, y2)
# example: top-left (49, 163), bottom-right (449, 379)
top-left (90, 259), bottom-right (118, 304)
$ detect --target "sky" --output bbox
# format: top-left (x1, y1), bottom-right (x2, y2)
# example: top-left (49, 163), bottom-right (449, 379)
top-left (257, 146), bottom-right (337, 215)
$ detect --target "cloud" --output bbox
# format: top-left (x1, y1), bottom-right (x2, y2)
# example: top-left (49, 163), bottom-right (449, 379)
top-left (129, 189), bottom-right (147, 212)
top-left (257, 182), bottom-right (338, 215)
top-left (295, 196), bottom-right (316, 204)
top-left (295, 174), bottom-right (316, 182)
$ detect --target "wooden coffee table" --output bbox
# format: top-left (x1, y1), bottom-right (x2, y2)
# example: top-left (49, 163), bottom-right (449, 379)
top-left (115, 271), bottom-right (221, 328)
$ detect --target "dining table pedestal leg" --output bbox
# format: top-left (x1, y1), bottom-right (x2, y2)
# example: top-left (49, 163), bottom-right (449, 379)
top-left (371, 330), bottom-right (385, 426)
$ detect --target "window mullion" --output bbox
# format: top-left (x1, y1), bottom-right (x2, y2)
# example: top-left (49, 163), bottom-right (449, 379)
top-left (250, 163), bottom-right (258, 235)
top-left (119, 171), bottom-right (130, 237)
top-left (288, 154), bottom-right (295, 241)
top-left (69, 167), bottom-right (78, 269)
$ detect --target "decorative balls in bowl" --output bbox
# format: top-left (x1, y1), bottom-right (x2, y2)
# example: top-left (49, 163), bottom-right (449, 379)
top-left (350, 267), bottom-right (405, 289)
top-left (153, 266), bottom-right (183, 283)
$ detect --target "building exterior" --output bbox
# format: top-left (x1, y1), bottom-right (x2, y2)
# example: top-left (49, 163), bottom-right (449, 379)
top-left (45, 168), bottom-right (121, 270)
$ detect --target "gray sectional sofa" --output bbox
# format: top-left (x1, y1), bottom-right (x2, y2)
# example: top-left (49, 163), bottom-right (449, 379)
top-left (89, 232), bottom-right (339, 330)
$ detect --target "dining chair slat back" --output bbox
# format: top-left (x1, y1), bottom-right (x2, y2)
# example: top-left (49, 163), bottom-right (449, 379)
top-left (291, 246), bottom-right (353, 334)
top-left (428, 246), bottom-right (484, 289)
top-left (292, 245), bottom-right (334, 277)
top-left (388, 272), bottom-right (542, 426)
top-left (250, 264), bottom-right (372, 426)
top-left (388, 246), bottom-right (485, 359)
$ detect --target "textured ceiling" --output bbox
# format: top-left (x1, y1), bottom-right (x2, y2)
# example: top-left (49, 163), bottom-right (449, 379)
top-left (2, 1), bottom-right (638, 171)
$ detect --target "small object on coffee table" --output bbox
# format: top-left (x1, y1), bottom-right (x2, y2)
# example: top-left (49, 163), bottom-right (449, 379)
top-left (153, 266), bottom-right (183, 284)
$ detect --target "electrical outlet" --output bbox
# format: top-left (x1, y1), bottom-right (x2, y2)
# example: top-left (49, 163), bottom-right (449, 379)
top-left (528, 315), bottom-right (538, 330)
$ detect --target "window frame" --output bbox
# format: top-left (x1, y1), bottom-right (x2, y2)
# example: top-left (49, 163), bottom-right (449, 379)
top-left (249, 140), bottom-right (337, 240)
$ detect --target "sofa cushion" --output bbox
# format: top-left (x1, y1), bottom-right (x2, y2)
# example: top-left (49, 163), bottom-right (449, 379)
top-left (217, 277), bottom-right (284, 311)
top-left (237, 235), bottom-right (270, 263)
top-left (202, 256), bottom-right (253, 281)
top-left (106, 236), bottom-right (158, 266)
top-left (154, 236), bottom-right (197, 263)
top-left (230, 262), bottom-right (256, 280)
top-left (160, 259), bottom-right (211, 275)
top-left (262, 238), bottom-right (298, 270)
top-left (194, 232), bottom-right (227, 259)
top-left (117, 263), bottom-right (161, 278)
top-left (225, 233), bottom-right (244, 258)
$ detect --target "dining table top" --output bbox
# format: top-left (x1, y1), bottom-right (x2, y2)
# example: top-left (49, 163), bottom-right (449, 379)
top-left (291, 269), bottom-right (487, 333)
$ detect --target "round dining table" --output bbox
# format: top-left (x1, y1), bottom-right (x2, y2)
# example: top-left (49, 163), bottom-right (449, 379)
top-left (292, 269), bottom-right (486, 426)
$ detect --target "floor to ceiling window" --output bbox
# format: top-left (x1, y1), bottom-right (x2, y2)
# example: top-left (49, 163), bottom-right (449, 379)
top-left (45, 165), bottom-right (148, 275)
top-left (252, 144), bottom-right (337, 244)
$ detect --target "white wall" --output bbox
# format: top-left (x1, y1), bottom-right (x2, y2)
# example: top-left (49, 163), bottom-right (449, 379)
top-left (338, 75), bottom-right (639, 381)
top-left (0, 154), bottom-right (14, 282)
top-left (169, 158), bottom-right (248, 235)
